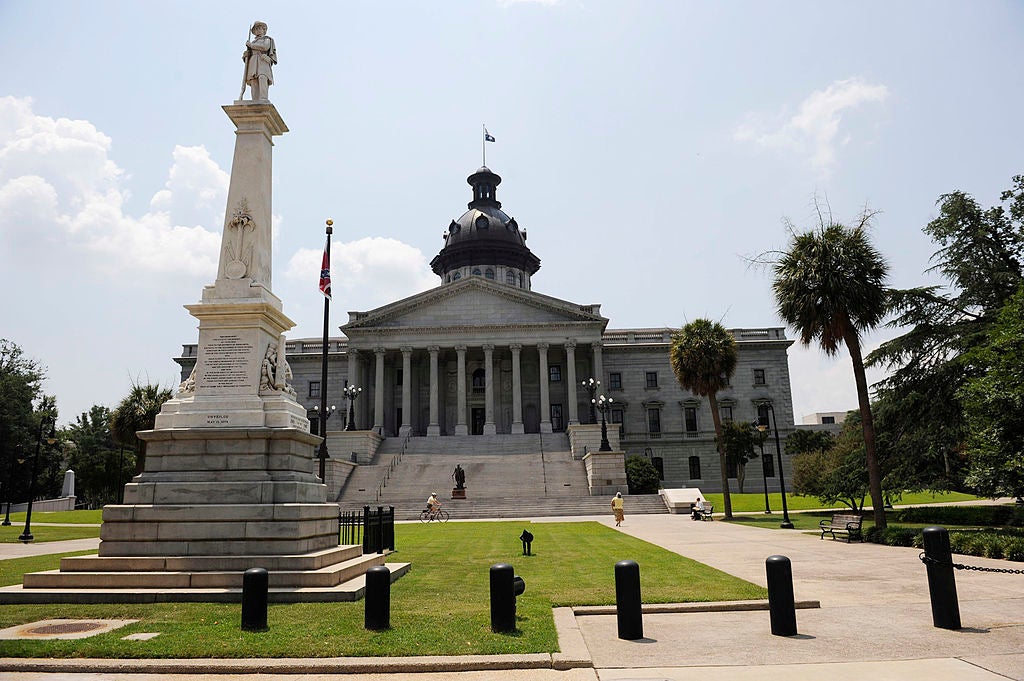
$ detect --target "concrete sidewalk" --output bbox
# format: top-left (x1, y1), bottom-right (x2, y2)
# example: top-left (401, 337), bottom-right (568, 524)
top-left (2, 512), bottom-right (1023, 680)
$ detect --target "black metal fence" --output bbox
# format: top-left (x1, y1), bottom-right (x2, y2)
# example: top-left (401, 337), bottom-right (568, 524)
top-left (339, 505), bottom-right (395, 554)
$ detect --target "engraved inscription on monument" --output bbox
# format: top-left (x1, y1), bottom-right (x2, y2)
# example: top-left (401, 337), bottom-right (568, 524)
top-left (198, 333), bottom-right (257, 393)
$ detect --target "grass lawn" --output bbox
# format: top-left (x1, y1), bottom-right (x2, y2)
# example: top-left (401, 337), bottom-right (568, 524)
top-left (5, 510), bottom-right (103, 524)
top-left (0, 520), bottom-right (765, 658)
top-left (702, 490), bottom-right (982, 514)
top-left (0, 523), bottom-right (101, 543)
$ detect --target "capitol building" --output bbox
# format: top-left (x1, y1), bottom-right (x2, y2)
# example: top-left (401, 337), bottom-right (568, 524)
top-left (176, 165), bottom-right (795, 499)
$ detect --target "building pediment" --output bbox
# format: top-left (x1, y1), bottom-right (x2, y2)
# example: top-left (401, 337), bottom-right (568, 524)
top-left (342, 277), bottom-right (606, 337)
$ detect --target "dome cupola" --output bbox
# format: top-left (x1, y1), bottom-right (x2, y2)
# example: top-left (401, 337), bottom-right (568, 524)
top-left (430, 167), bottom-right (541, 289)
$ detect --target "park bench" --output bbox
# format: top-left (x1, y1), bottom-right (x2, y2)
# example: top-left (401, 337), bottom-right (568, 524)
top-left (819, 513), bottom-right (863, 542)
top-left (694, 503), bottom-right (714, 521)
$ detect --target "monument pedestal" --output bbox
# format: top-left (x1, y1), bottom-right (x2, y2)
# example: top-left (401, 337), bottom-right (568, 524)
top-left (451, 488), bottom-right (466, 500)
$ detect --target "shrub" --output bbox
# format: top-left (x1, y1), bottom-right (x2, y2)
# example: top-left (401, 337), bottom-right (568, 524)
top-left (892, 505), bottom-right (1024, 527)
top-left (625, 455), bottom-right (661, 495)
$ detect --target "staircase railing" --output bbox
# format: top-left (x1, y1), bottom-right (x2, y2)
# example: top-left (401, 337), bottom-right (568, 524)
top-left (376, 433), bottom-right (410, 501)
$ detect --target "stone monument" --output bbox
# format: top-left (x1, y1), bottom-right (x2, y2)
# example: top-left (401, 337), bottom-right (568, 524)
top-left (5, 24), bottom-right (405, 602)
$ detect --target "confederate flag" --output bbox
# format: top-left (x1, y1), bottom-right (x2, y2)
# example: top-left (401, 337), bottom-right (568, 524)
top-left (319, 237), bottom-right (332, 299)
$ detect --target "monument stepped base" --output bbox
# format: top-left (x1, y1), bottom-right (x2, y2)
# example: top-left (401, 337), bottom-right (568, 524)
top-left (0, 562), bottom-right (411, 604)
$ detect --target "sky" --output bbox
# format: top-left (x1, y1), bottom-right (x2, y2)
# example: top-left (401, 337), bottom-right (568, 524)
top-left (2, 1), bottom-right (1021, 426)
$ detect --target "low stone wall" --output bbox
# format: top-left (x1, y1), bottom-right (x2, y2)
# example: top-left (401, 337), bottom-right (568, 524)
top-left (328, 430), bottom-right (383, 464)
top-left (660, 487), bottom-right (704, 514)
top-left (567, 424), bottom-right (621, 459)
top-left (6, 496), bottom-right (76, 514)
top-left (582, 451), bottom-right (627, 496)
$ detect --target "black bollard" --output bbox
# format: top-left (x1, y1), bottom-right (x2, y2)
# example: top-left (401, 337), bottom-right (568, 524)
top-left (520, 529), bottom-right (534, 555)
top-left (364, 565), bottom-right (391, 630)
top-left (241, 567), bottom-right (268, 632)
top-left (765, 555), bottom-right (797, 636)
top-left (490, 563), bottom-right (517, 632)
top-left (614, 559), bottom-right (643, 640)
top-left (923, 526), bottom-right (961, 630)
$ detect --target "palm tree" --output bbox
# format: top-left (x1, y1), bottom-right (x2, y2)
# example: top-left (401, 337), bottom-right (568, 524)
top-left (772, 215), bottom-right (889, 528)
top-left (670, 319), bottom-right (738, 518)
top-left (110, 382), bottom-right (173, 475)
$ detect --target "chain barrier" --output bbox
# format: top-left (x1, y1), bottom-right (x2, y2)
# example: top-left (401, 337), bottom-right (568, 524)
top-left (919, 552), bottom-right (1024, 575)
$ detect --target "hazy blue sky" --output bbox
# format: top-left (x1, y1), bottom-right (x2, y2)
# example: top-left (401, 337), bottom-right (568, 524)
top-left (2, 1), bottom-right (1021, 424)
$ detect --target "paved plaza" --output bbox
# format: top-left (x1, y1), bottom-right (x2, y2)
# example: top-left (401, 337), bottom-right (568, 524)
top-left (2, 510), bottom-right (1023, 680)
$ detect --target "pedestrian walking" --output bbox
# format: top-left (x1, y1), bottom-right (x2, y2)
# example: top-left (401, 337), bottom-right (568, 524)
top-left (612, 492), bottom-right (625, 526)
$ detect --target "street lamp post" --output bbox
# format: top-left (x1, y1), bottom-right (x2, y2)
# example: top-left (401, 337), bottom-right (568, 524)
top-left (116, 445), bottom-right (125, 504)
top-left (312, 404), bottom-right (337, 481)
top-left (764, 403), bottom-right (793, 529)
top-left (343, 385), bottom-right (362, 432)
top-left (754, 421), bottom-right (771, 514)
top-left (593, 394), bottom-right (613, 452)
top-left (20, 416), bottom-right (56, 543)
top-left (581, 378), bottom-right (600, 424)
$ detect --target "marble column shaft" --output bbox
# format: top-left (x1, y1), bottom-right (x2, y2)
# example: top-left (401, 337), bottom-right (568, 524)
top-left (373, 348), bottom-right (385, 434)
top-left (566, 340), bottom-right (579, 425)
top-left (455, 345), bottom-right (468, 435)
top-left (427, 345), bottom-right (440, 436)
top-left (400, 347), bottom-right (412, 436)
top-left (538, 342), bottom-right (552, 433)
top-left (483, 344), bottom-right (496, 435)
top-left (510, 343), bottom-right (524, 434)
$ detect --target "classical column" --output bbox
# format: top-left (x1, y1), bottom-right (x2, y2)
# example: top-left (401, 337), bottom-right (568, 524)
top-left (373, 347), bottom-right (385, 435)
top-left (427, 345), bottom-right (441, 436)
top-left (565, 339), bottom-right (579, 425)
top-left (347, 349), bottom-right (359, 429)
top-left (538, 342), bottom-right (552, 433)
top-left (400, 346), bottom-right (412, 436)
top-left (593, 340), bottom-right (604, 385)
top-left (483, 344), bottom-right (496, 435)
top-left (510, 343), bottom-right (524, 434)
top-left (455, 345), bottom-right (468, 435)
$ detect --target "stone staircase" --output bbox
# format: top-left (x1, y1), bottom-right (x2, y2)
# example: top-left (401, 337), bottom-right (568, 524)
top-left (337, 433), bottom-right (669, 520)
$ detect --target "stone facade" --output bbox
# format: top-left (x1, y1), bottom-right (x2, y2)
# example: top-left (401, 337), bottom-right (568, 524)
top-left (175, 168), bottom-right (798, 494)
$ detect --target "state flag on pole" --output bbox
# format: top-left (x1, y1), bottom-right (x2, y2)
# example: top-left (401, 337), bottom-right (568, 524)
top-left (484, 127), bottom-right (495, 143)
top-left (318, 237), bottom-right (332, 299)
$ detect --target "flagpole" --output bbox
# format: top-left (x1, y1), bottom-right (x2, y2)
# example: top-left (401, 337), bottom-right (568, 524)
top-left (318, 219), bottom-right (333, 481)
top-left (482, 124), bottom-right (486, 167)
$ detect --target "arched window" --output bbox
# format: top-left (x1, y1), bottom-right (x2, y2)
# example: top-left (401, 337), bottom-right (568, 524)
top-left (472, 268), bottom-right (482, 276)
top-left (506, 270), bottom-right (516, 285)
top-left (452, 271), bottom-right (462, 281)
top-left (472, 368), bottom-right (485, 389)
top-left (485, 268), bottom-right (495, 280)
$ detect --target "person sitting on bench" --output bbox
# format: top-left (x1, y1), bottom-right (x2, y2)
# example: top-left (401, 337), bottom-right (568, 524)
top-left (691, 497), bottom-right (708, 520)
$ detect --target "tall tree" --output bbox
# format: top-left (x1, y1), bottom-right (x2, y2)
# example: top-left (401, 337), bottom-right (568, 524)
top-left (110, 382), bottom-right (172, 475)
top-left (772, 213), bottom-right (890, 528)
top-left (0, 340), bottom-right (46, 505)
top-left (868, 175), bottom-right (1024, 493)
top-left (66, 406), bottom-right (127, 506)
top-left (717, 420), bottom-right (758, 493)
top-left (670, 319), bottom-right (738, 518)
top-left (959, 285), bottom-right (1024, 498)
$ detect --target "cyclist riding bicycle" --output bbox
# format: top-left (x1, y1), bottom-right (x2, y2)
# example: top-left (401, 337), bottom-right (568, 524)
top-left (426, 491), bottom-right (442, 517)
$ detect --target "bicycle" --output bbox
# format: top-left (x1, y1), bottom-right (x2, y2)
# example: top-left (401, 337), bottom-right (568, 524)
top-left (420, 508), bottom-right (450, 523)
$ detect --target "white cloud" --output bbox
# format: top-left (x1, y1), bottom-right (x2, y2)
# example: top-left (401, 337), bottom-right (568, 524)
top-left (0, 96), bottom-right (223, 281)
top-left (734, 78), bottom-right (888, 172)
top-left (284, 237), bottom-right (437, 312)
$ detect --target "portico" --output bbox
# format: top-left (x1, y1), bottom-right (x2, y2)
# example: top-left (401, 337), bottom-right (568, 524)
top-left (341, 277), bottom-right (608, 437)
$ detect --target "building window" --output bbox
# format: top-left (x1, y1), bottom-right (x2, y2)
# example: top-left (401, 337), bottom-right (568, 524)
top-left (472, 368), bottom-right (485, 390)
top-left (688, 456), bottom-right (701, 480)
top-left (726, 458), bottom-right (738, 479)
top-left (645, 371), bottom-right (658, 388)
top-left (550, 404), bottom-right (563, 431)
top-left (549, 365), bottom-right (562, 382)
top-left (396, 369), bottom-right (403, 386)
top-left (309, 381), bottom-right (321, 398)
top-left (485, 268), bottom-right (495, 280)
top-left (472, 268), bottom-right (482, 276)
top-left (518, 273), bottom-right (523, 287)
top-left (720, 405), bottom-right (733, 423)
top-left (647, 408), bottom-right (661, 434)
top-left (684, 406), bottom-right (698, 435)
top-left (822, 415), bottom-right (836, 424)
top-left (609, 372), bottom-right (622, 390)
top-left (757, 404), bottom-right (771, 428)
top-left (754, 368), bottom-right (766, 385)
top-left (610, 408), bottom-right (624, 436)
top-left (309, 415), bottom-right (320, 435)
top-left (506, 270), bottom-right (516, 285)
top-left (452, 271), bottom-right (462, 280)
top-left (763, 453), bottom-right (775, 477)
